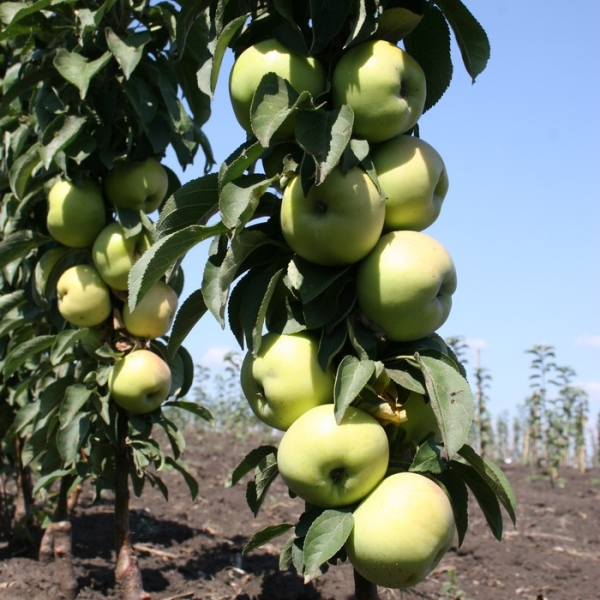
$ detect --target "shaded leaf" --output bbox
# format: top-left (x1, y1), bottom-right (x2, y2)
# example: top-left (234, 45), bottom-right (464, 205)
top-left (167, 289), bottom-right (208, 358)
top-left (243, 523), bottom-right (295, 555)
top-left (105, 28), bottom-right (149, 80)
top-left (334, 355), bottom-right (376, 423)
top-left (4, 334), bottom-right (56, 378)
top-left (53, 48), bottom-right (111, 99)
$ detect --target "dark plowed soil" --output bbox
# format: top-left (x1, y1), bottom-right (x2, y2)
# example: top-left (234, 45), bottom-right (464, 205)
top-left (1, 430), bottom-right (598, 600)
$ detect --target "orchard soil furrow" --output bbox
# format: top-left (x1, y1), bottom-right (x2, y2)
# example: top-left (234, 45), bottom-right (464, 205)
top-left (1, 431), bottom-right (598, 600)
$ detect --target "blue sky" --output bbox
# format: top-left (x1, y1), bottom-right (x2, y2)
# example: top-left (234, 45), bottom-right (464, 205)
top-left (165, 1), bottom-right (600, 426)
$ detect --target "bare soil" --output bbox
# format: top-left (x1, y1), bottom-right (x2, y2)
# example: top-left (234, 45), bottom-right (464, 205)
top-left (1, 430), bottom-right (599, 600)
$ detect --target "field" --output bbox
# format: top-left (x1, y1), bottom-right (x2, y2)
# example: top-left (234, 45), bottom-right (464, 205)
top-left (1, 430), bottom-right (598, 600)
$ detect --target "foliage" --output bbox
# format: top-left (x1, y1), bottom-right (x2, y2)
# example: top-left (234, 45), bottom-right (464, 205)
top-left (128, 0), bottom-right (518, 587)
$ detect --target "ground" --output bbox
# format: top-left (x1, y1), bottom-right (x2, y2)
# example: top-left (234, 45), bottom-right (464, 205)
top-left (1, 429), bottom-right (599, 600)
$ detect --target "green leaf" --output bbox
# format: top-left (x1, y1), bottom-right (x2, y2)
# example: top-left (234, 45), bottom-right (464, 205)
top-left (0, 290), bottom-right (26, 319)
top-left (105, 28), bottom-right (149, 80)
top-left (59, 384), bottom-right (93, 430)
top-left (164, 400), bottom-right (213, 423)
top-left (309, 0), bottom-right (353, 54)
top-left (220, 174), bottom-right (273, 230)
top-left (334, 356), bottom-right (376, 423)
top-left (128, 222), bottom-right (227, 311)
top-left (416, 353), bottom-right (474, 459)
top-left (458, 444), bottom-right (517, 526)
top-left (246, 450), bottom-right (279, 517)
top-left (167, 289), bottom-right (207, 358)
top-left (8, 143), bottom-right (42, 199)
top-left (434, 0), bottom-right (491, 81)
top-left (250, 73), bottom-right (301, 147)
top-left (51, 329), bottom-right (88, 364)
top-left (57, 413), bottom-right (91, 466)
top-left (285, 257), bottom-right (352, 305)
top-left (165, 455), bottom-right (199, 500)
top-left (450, 460), bottom-right (504, 541)
top-left (410, 440), bottom-right (446, 474)
top-left (39, 115), bottom-right (87, 170)
top-left (229, 445), bottom-right (278, 487)
top-left (53, 48), bottom-right (111, 99)
top-left (32, 468), bottom-right (75, 496)
top-left (156, 174), bottom-right (219, 239)
top-left (295, 105), bottom-right (354, 186)
top-left (243, 523), bottom-right (295, 555)
top-left (376, 7), bottom-right (423, 42)
top-left (303, 509), bottom-right (354, 582)
top-left (3, 334), bottom-right (56, 378)
top-left (171, 343), bottom-right (195, 399)
top-left (405, 5), bottom-right (453, 112)
top-left (436, 468), bottom-right (469, 546)
top-left (385, 365), bottom-right (426, 395)
top-left (218, 140), bottom-right (266, 189)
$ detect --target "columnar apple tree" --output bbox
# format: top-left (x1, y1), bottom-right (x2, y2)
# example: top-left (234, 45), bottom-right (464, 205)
top-left (0, 1), bottom-right (214, 598)
top-left (130, 0), bottom-right (517, 597)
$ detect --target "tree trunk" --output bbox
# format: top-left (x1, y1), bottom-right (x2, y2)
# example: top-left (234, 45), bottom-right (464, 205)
top-left (114, 408), bottom-right (151, 600)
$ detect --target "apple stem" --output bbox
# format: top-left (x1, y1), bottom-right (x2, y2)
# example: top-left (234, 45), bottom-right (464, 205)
top-left (114, 407), bottom-right (151, 600)
top-left (353, 568), bottom-right (380, 600)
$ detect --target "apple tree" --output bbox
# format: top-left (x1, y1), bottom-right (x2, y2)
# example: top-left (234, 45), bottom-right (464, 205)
top-left (130, 0), bottom-right (518, 597)
top-left (0, 1), bottom-right (215, 597)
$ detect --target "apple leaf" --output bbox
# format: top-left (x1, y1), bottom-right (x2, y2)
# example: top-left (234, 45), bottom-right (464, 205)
top-left (415, 353), bottom-right (474, 459)
top-left (57, 412), bottom-right (91, 466)
top-left (165, 456), bottom-right (199, 501)
top-left (8, 143), bottom-right (42, 199)
top-left (0, 290), bottom-right (26, 319)
top-left (434, 0), bottom-right (490, 82)
top-left (458, 444), bottom-right (517, 526)
top-left (128, 222), bottom-right (227, 312)
top-left (436, 468), bottom-right (470, 546)
top-left (53, 48), bottom-right (111, 99)
top-left (32, 469), bottom-right (76, 497)
top-left (156, 174), bottom-right (220, 239)
top-left (39, 114), bottom-right (87, 170)
top-left (229, 445), bottom-right (278, 487)
top-left (51, 329), bottom-right (90, 365)
top-left (243, 522), bottom-right (295, 556)
top-left (376, 7), bottom-right (423, 42)
top-left (295, 105), bottom-right (354, 187)
top-left (334, 355), bottom-right (376, 423)
top-left (246, 450), bottom-right (279, 517)
top-left (218, 139), bottom-right (266, 189)
top-left (220, 173), bottom-right (274, 231)
top-left (285, 257), bottom-right (352, 305)
top-left (342, 0), bottom-right (378, 47)
top-left (165, 400), bottom-right (213, 424)
top-left (303, 274), bottom-right (355, 331)
top-left (318, 322), bottom-right (348, 372)
top-left (385, 365), bottom-right (427, 396)
top-left (450, 459), bottom-right (504, 541)
top-left (58, 384), bottom-right (94, 430)
top-left (302, 509), bottom-right (354, 583)
top-left (309, 0), bottom-right (353, 54)
top-left (167, 289), bottom-right (208, 358)
top-left (404, 5), bottom-right (452, 112)
top-left (3, 334), bottom-right (56, 379)
top-left (409, 439), bottom-right (446, 474)
top-left (105, 28), bottom-right (149, 80)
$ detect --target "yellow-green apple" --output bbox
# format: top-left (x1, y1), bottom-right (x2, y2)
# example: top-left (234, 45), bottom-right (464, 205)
top-left (346, 472), bottom-right (455, 588)
top-left (104, 158), bottom-right (168, 214)
top-left (277, 404), bottom-right (389, 507)
top-left (108, 349), bottom-right (172, 414)
top-left (280, 166), bottom-right (385, 266)
top-left (399, 392), bottom-right (442, 445)
top-left (332, 40), bottom-right (426, 143)
top-left (56, 264), bottom-right (112, 327)
top-left (371, 135), bottom-right (449, 231)
top-left (229, 38), bottom-right (326, 139)
top-left (122, 280), bottom-right (178, 339)
top-left (356, 231), bottom-right (456, 341)
top-left (92, 222), bottom-right (151, 291)
top-left (240, 332), bottom-right (334, 430)
top-left (46, 179), bottom-right (106, 247)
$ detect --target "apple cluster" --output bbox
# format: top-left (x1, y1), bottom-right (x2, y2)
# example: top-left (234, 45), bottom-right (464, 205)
top-left (44, 159), bottom-right (178, 415)
top-left (229, 38), bottom-right (460, 588)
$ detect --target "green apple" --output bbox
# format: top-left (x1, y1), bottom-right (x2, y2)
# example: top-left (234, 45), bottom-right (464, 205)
top-left (356, 231), bottom-right (456, 341)
top-left (104, 158), bottom-right (168, 214)
top-left (277, 404), bottom-right (390, 508)
top-left (46, 179), bottom-right (106, 247)
top-left (92, 222), bottom-right (151, 291)
top-left (56, 264), bottom-right (112, 327)
top-left (371, 135), bottom-right (449, 232)
top-left (400, 392), bottom-right (442, 445)
top-left (346, 472), bottom-right (455, 588)
top-left (108, 349), bottom-right (172, 414)
top-left (332, 40), bottom-right (426, 143)
top-left (240, 332), bottom-right (335, 431)
top-left (229, 38), bottom-right (326, 139)
top-left (280, 166), bottom-right (385, 266)
top-left (122, 280), bottom-right (178, 339)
